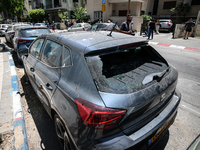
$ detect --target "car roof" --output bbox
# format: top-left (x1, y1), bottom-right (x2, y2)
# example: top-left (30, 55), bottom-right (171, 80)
top-left (17, 26), bottom-right (48, 30)
top-left (42, 31), bottom-right (148, 55)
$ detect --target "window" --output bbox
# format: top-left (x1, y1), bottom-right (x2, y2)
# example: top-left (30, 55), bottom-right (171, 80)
top-left (94, 11), bottom-right (102, 20)
top-left (163, 1), bottom-right (176, 9)
top-left (153, 0), bottom-right (159, 15)
top-left (30, 39), bottom-right (44, 59)
top-left (41, 40), bottom-right (63, 67)
top-left (63, 47), bottom-right (71, 67)
top-left (21, 29), bottom-right (50, 37)
top-left (191, 0), bottom-right (200, 5)
top-left (119, 10), bottom-right (127, 16)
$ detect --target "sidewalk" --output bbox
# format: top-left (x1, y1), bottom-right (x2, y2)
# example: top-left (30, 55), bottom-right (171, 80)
top-left (136, 32), bottom-right (200, 51)
top-left (0, 46), bottom-right (28, 149)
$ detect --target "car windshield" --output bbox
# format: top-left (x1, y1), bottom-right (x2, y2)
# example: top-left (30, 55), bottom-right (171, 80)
top-left (2, 25), bottom-right (9, 28)
top-left (86, 45), bottom-right (168, 94)
top-left (108, 24), bottom-right (119, 30)
top-left (21, 28), bottom-right (50, 37)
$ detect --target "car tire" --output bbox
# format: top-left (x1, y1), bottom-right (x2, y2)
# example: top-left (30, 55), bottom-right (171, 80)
top-left (54, 114), bottom-right (74, 150)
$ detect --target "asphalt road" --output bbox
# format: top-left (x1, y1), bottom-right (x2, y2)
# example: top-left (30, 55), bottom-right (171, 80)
top-left (2, 32), bottom-right (200, 150)
top-left (151, 44), bottom-right (200, 150)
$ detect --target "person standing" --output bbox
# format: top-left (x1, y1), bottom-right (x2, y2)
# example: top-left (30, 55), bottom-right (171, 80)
top-left (148, 18), bottom-right (155, 40)
top-left (155, 19), bottom-right (160, 34)
top-left (45, 21), bottom-right (49, 28)
top-left (184, 18), bottom-right (195, 40)
top-left (51, 21), bottom-right (56, 32)
top-left (119, 14), bottom-right (133, 34)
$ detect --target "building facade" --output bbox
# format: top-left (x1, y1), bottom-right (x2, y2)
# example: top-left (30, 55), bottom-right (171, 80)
top-left (87, 0), bottom-right (146, 32)
top-left (142, 0), bottom-right (200, 22)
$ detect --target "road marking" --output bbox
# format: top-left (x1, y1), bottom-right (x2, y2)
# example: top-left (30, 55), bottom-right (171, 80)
top-left (180, 102), bottom-right (200, 117)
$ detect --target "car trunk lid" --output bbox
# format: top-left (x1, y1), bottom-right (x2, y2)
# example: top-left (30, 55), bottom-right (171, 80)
top-left (85, 43), bottom-right (178, 133)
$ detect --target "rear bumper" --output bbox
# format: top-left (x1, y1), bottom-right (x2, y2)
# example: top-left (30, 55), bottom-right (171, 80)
top-left (89, 89), bottom-right (181, 150)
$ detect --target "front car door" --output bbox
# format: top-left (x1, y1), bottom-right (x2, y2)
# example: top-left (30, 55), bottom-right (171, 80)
top-left (34, 39), bottom-right (62, 115)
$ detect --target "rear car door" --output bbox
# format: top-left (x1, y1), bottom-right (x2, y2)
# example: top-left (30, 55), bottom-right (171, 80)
top-left (25, 38), bottom-right (45, 91)
top-left (34, 39), bottom-right (62, 115)
top-left (5, 26), bottom-right (12, 42)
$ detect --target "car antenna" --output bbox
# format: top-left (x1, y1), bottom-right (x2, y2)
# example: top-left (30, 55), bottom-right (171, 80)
top-left (107, 22), bottom-right (117, 37)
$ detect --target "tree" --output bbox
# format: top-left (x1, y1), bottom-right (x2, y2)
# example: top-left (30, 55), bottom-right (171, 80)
top-left (72, 7), bottom-right (87, 22)
top-left (0, 0), bottom-right (26, 17)
top-left (28, 9), bottom-right (45, 23)
top-left (170, 3), bottom-right (191, 20)
top-left (58, 10), bottom-right (68, 23)
top-left (141, 15), bottom-right (152, 24)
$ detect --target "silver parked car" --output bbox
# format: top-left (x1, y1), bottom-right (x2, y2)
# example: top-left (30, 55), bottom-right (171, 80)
top-left (0, 24), bottom-right (9, 36)
top-left (5, 24), bottom-right (30, 46)
top-left (68, 23), bottom-right (91, 32)
top-left (159, 19), bottom-right (173, 32)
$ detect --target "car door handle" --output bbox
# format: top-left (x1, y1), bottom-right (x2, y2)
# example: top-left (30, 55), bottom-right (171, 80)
top-left (30, 67), bottom-right (35, 72)
top-left (45, 83), bottom-right (53, 90)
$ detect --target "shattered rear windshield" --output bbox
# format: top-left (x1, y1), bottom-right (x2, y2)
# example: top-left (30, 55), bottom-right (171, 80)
top-left (86, 45), bottom-right (168, 94)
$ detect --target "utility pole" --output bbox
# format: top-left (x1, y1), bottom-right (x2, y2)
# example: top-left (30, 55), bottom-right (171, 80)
top-left (127, 0), bottom-right (130, 15)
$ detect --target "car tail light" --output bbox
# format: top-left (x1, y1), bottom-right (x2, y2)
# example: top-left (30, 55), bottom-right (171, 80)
top-left (17, 38), bottom-right (30, 44)
top-left (167, 22), bottom-right (170, 26)
top-left (75, 98), bottom-right (126, 129)
top-left (1, 29), bottom-right (4, 30)
top-left (82, 27), bottom-right (85, 31)
top-left (11, 32), bottom-right (15, 35)
top-left (106, 29), bottom-right (110, 31)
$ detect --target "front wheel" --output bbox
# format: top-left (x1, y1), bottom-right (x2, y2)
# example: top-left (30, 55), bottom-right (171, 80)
top-left (54, 114), bottom-right (74, 150)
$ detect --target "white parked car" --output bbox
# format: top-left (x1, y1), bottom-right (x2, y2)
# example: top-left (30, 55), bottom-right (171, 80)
top-left (68, 23), bottom-right (91, 32)
top-left (159, 19), bottom-right (173, 32)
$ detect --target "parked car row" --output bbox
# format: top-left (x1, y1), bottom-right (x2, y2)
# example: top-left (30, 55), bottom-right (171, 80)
top-left (1, 21), bottom-right (181, 150)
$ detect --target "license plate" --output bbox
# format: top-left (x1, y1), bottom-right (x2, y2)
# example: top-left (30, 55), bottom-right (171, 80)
top-left (160, 27), bottom-right (164, 29)
top-left (148, 118), bottom-right (173, 146)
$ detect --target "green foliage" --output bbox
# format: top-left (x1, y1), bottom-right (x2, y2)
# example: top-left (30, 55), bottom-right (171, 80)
top-left (0, 0), bottom-right (26, 16)
top-left (28, 9), bottom-right (45, 23)
top-left (170, 3), bottom-right (191, 18)
top-left (58, 10), bottom-right (68, 22)
top-left (140, 15), bottom-right (152, 24)
top-left (72, 7), bottom-right (87, 22)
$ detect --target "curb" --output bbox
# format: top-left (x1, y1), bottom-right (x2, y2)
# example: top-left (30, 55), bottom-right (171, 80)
top-left (8, 52), bottom-right (29, 150)
top-left (149, 42), bottom-right (200, 52)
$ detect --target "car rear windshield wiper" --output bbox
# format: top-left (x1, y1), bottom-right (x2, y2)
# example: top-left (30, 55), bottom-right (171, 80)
top-left (142, 68), bottom-right (169, 85)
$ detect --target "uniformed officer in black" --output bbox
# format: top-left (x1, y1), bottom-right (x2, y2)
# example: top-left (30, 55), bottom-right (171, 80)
top-left (119, 14), bottom-right (133, 34)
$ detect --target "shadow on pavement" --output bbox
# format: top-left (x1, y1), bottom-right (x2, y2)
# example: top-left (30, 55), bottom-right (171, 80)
top-left (20, 74), bottom-right (62, 150)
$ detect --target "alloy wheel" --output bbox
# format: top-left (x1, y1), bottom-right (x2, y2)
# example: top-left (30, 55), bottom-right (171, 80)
top-left (54, 115), bottom-right (71, 150)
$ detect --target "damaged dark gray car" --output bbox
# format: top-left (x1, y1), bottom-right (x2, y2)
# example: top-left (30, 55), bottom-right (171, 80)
top-left (22, 31), bottom-right (181, 150)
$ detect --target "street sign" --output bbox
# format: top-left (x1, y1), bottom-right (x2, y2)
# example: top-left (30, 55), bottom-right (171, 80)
top-left (20, 15), bottom-right (23, 19)
top-left (102, 0), bottom-right (106, 4)
top-left (102, 4), bottom-right (106, 12)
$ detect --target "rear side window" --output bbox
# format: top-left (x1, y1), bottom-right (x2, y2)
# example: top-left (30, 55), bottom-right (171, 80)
top-left (21, 29), bottom-right (50, 37)
top-left (30, 39), bottom-right (44, 59)
top-left (41, 40), bottom-right (63, 67)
